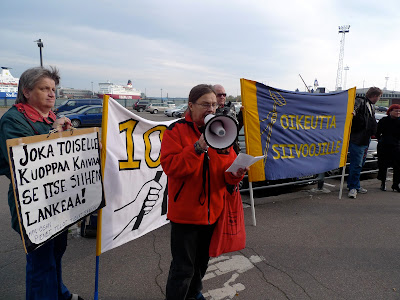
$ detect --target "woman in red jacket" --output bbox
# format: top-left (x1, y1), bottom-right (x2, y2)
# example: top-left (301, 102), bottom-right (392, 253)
top-left (161, 84), bottom-right (246, 300)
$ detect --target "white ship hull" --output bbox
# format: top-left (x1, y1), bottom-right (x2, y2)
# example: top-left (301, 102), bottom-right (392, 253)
top-left (98, 80), bottom-right (141, 100)
top-left (0, 67), bottom-right (19, 99)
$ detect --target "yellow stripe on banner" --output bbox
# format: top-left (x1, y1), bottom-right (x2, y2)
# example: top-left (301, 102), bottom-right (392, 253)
top-left (96, 94), bottom-right (109, 256)
top-left (340, 87), bottom-right (356, 167)
top-left (240, 79), bottom-right (265, 182)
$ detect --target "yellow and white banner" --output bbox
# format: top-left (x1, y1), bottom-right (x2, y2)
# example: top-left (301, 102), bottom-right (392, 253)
top-left (99, 96), bottom-right (175, 253)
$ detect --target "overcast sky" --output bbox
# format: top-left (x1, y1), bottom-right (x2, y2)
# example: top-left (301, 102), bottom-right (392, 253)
top-left (2, 0), bottom-right (399, 97)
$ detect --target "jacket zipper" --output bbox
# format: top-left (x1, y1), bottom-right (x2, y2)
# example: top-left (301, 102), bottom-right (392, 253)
top-left (174, 181), bottom-right (185, 202)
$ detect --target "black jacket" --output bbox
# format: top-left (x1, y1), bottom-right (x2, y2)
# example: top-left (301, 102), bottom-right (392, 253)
top-left (350, 97), bottom-right (377, 146)
top-left (376, 116), bottom-right (400, 147)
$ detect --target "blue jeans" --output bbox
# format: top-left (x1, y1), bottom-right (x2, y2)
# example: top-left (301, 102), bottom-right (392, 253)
top-left (347, 142), bottom-right (369, 190)
top-left (26, 230), bottom-right (71, 300)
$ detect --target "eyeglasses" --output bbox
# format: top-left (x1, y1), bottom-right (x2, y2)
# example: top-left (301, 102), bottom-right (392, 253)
top-left (195, 103), bottom-right (218, 109)
top-left (217, 93), bottom-right (226, 97)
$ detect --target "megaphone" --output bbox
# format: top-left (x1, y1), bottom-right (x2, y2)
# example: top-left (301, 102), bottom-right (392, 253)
top-left (204, 114), bottom-right (238, 149)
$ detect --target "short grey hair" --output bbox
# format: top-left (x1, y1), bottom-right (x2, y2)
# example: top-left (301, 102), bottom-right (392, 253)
top-left (15, 66), bottom-right (60, 104)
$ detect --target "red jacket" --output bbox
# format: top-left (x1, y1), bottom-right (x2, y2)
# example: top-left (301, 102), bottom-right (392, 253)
top-left (161, 113), bottom-right (243, 225)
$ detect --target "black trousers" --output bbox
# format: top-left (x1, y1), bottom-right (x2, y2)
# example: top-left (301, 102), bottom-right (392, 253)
top-left (377, 143), bottom-right (400, 185)
top-left (166, 221), bottom-right (215, 300)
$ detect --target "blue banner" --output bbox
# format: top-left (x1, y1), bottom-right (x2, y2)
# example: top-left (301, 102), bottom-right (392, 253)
top-left (240, 79), bottom-right (355, 181)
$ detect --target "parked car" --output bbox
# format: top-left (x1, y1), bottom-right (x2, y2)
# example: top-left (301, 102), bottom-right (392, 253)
top-left (376, 106), bottom-right (388, 112)
top-left (366, 139), bottom-right (378, 168)
top-left (54, 98), bottom-right (102, 114)
top-left (133, 100), bottom-right (149, 112)
top-left (164, 104), bottom-right (187, 117)
top-left (375, 112), bottom-right (386, 122)
top-left (175, 105), bottom-right (189, 118)
top-left (67, 105), bottom-right (103, 128)
top-left (146, 103), bottom-right (175, 114)
top-left (231, 102), bottom-right (242, 114)
top-left (56, 104), bottom-right (96, 117)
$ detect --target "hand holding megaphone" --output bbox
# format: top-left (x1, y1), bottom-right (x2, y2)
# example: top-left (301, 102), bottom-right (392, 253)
top-left (204, 114), bottom-right (238, 150)
top-left (197, 134), bottom-right (209, 151)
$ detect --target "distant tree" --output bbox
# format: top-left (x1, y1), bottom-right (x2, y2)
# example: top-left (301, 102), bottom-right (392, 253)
top-left (141, 92), bottom-right (146, 99)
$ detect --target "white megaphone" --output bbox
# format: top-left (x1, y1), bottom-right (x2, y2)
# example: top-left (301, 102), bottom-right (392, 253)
top-left (204, 114), bottom-right (238, 149)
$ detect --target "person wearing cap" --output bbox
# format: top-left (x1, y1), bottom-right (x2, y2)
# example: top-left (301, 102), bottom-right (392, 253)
top-left (376, 104), bottom-right (400, 192)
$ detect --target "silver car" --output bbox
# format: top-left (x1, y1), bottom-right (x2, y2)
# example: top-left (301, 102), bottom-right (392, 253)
top-left (174, 105), bottom-right (189, 118)
top-left (145, 103), bottom-right (175, 114)
top-left (164, 104), bottom-right (187, 117)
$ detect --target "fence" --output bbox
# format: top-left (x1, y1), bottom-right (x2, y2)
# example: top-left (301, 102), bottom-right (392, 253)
top-left (239, 148), bottom-right (380, 193)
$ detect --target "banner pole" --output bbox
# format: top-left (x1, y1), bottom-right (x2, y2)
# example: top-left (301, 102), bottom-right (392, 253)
top-left (94, 210), bottom-right (103, 300)
top-left (94, 253), bottom-right (100, 300)
top-left (249, 182), bottom-right (256, 226)
top-left (94, 95), bottom-right (109, 300)
top-left (339, 166), bottom-right (346, 199)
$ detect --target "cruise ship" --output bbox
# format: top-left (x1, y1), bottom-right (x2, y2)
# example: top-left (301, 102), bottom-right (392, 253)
top-left (0, 67), bottom-right (19, 100)
top-left (98, 80), bottom-right (141, 100)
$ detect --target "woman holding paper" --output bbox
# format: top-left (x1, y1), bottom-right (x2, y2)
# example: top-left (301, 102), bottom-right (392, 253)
top-left (160, 84), bottom-right (246, 300)
top-left (0, 67), bottom-right (84, 300)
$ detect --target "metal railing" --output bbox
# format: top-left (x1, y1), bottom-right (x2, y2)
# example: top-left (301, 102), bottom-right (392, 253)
top-left (239, 149), bottom-right (381, 193)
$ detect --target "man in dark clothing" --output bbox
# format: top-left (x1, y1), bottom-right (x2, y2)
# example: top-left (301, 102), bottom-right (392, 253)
top-left (347, 87), bottom-right (382, 198)
top-left (213, 84), bottom-right (243, 154)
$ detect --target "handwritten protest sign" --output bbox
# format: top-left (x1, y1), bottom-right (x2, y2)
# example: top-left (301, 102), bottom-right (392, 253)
top-left (6, 128), bottom-right (105, 253)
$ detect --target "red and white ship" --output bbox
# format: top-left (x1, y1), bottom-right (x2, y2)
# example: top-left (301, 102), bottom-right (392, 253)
top-left (98, 80), bottom-right (141, 100)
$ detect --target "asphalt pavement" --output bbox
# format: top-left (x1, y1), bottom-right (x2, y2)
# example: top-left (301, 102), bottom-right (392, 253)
top-left (2, 108), bottom-right (400, 300)
top-left (2, 172), bottom-right (400, 300)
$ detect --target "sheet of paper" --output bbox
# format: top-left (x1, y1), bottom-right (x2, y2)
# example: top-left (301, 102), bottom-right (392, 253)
top-left (225, 153), bottom-right (265, 173)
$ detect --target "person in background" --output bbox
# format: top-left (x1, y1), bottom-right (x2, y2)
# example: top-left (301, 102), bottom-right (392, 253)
top-left (161, 84), bottom-right (246, 300)
top-left (347, 86), bottom-right (382, 199)
top-left (213, 84), bottom-right (243, 154)
top-left (0, 67), bottom-right (83, 300)
top-left (213, 84), bottom-right (227, 109)
top-left (376, 104), bottom-right (400, 192)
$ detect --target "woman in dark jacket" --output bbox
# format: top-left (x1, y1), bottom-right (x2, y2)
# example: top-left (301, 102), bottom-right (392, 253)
top-left (376, 104), bottom-right (400, 192)
top-left (0, 67), bottom-right (84, 300)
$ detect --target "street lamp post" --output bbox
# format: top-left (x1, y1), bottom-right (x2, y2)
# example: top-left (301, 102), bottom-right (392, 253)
top-left (335, 25), bottom-right (350, 91)
top-left (34, 39), bottom-right (44, 67)
top-left (343, 66), bottom-right (349, 90)
top-left (91, 82), bottom-right (94, 97)
top-left (161, 88), bottom-right (163, 102)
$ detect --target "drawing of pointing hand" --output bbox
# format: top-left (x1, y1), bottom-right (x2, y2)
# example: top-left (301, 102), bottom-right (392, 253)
top-left (132, 170), bottom-right (164, 230)
top-left (140, 180), bottom-right (162, 215)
